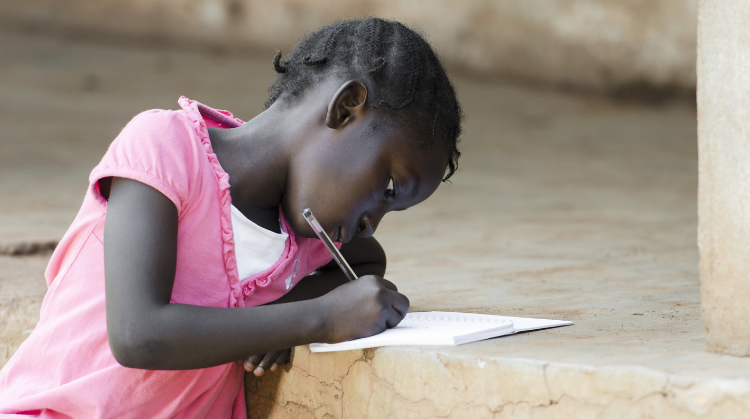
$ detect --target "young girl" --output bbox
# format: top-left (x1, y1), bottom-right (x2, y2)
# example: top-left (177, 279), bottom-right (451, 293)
top-left (0, 17), bottom-right (461, 418)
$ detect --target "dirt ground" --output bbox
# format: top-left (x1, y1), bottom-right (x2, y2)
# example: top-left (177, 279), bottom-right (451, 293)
top-left (2, 30), bottom-right (734, 384)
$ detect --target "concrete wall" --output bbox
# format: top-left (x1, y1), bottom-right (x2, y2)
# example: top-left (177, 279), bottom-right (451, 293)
top-left (1, 0), bottom-right (697, 94)
top-left (697, 0), bottom-right (750, 356)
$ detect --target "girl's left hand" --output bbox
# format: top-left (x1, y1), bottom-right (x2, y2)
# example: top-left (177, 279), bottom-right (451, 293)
top-left (243, 349), bottom-right (291, 376)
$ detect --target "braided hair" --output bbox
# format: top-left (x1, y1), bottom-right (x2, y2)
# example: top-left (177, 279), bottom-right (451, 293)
top-left (265, 17), bottom-right (462, 181)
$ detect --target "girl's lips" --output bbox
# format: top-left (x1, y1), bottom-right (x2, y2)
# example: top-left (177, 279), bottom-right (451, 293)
top-left (332, 226), bottom-right (341, 242)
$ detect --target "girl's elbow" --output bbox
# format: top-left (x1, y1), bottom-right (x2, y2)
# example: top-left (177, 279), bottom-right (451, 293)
top-left (109, 341), bottom-right (139, 368)
top-left (108, 328), bottom-right (170, 369)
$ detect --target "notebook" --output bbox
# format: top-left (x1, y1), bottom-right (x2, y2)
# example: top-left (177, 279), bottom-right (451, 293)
top-left (309, 311), bottom-right (573, 353)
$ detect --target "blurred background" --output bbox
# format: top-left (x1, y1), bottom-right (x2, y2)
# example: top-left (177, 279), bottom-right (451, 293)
top-left (2, 0), bottom-right (697, 96)
top-left (0, 0), bottom-right (699, 247)
top-left (1, 0), bottom-right (700, 373)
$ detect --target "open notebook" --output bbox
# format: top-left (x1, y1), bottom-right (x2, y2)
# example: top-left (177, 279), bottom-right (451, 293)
top-left (309, 311), bottom-right (573, 353)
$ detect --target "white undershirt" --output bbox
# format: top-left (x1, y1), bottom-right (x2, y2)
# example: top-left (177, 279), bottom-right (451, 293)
top-left (230, 205), bottom-right (288, 280)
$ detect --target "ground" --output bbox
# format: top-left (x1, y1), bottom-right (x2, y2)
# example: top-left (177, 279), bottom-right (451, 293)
top-left (1, 31), bottom-right (747, 418)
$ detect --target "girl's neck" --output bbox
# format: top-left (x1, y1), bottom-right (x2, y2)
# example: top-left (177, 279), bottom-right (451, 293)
top-left (209, 107), bottom-right (292, 233)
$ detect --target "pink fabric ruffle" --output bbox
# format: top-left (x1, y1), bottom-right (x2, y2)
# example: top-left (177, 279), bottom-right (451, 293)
top-left (178, 96), bottom-right (342, 309)
top-left (178, 96), bottom-right (246, 308)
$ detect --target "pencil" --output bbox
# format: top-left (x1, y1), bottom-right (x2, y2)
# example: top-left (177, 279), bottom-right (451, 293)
top-left (302, 208), bottom-right (358, 281)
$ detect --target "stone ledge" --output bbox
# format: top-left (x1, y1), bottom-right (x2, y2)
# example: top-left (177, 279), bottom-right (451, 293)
top-left (246, 345), bottom-right (750, 419)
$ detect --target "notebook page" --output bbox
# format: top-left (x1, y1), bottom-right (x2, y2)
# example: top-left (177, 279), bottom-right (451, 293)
top-left (420, 312), bottom-right (574, 333)
top-left (506, 316), bottom-right (573, 332)
top-left (310, 312), bottom-right (574, 353)
top-left (309, 312), bottom-right (513, 353)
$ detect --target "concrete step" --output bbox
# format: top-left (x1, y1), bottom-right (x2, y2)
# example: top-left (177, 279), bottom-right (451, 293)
top-left (247, 344), bottom-right (750, 418)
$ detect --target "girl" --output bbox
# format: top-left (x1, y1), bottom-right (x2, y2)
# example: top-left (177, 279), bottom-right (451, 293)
top-left (0, 17), bottom-right (461, 418)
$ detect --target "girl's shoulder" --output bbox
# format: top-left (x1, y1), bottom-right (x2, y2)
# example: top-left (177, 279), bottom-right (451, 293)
top-left (90, 106), bottom-right (212, 214)
top-left (106, 107), bottom-right (206, 178)
top-left (119, 107), bottom-right (199, 150)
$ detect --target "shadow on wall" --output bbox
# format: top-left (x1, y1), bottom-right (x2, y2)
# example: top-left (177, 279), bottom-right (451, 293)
top-left (0, 0), bottom-right (697, 100)
top-left (245, 365), bottom-right (284, 418)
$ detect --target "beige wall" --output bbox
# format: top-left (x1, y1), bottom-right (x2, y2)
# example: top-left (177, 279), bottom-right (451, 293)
top-left (697, 0), bottom-right (750, 356)
top-left (1, 0), bottom-right (697, 93)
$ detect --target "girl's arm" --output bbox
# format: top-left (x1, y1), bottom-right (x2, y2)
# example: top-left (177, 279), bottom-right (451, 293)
top-left (243, 235), bottom-right (392, 375)
top-left (104, 177), bottom-right (408, 370)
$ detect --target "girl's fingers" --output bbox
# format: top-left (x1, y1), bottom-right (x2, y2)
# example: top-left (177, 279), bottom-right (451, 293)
top-left (244, 354), bottom-right (265, 372)
top-left (384, 290), bottom-right (409, 328)
top-left (270, 349), bottom-right (292, 371)
top-left (254, 352), bottom-right (279, 376)
top-left (382, 278), bottom-right (398, 292)
top-left (385, 305), bottom-right (404, 328)
top-left (388, 290), bottom-right (410, 318)
top-left (244, 349), bottom-right (292, 374)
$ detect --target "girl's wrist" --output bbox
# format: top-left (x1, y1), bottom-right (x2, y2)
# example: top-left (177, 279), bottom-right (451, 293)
top-left (308, 295), bottom-right (334, 343)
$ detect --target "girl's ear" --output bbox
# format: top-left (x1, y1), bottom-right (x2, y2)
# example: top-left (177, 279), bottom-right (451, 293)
top-left (326, 80), bottom-right (368, 129)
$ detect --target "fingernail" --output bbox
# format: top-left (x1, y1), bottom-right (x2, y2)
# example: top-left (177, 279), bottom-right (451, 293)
top-left (254, 367), bottom-right (264, 376)
top-left (270, 364), bottom-right (277, 371)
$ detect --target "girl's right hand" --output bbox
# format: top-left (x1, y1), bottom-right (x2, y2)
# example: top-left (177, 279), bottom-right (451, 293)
top-left (318, 275), bottom-right (409, 343)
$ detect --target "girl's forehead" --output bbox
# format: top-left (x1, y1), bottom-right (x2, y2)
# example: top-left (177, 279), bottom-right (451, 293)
top-left (374, 116), bottom-right (433, 146)
top-left (380, 132), bottom-right (449, 180)
top-left (382, 123), bottom-right (448, 158)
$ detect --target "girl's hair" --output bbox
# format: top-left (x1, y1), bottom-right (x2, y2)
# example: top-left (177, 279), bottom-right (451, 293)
top-left (264, 17), bottom-right (463, 181)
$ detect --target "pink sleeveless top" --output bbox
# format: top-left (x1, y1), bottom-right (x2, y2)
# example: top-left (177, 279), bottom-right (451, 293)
top-left (0, 97), bottom-right (338, 418)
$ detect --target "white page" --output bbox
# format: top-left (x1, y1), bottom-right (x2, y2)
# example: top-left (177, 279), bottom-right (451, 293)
top-left (505, 316), bottom-right (573, 333)
top-left (309, 312), bottom-right (572, 353)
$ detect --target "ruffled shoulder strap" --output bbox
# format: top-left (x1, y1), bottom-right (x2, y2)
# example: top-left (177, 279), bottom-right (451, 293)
top-left (177, 96), bottom-right (245, 307)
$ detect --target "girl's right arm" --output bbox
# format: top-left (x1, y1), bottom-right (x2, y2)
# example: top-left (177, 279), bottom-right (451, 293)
top-left (103, 177), bottom-right (409, 370)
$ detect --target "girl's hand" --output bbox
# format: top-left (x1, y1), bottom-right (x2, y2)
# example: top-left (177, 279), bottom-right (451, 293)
top-left (320, 275), bottom-right (409, 343)
top-left (243, 349), bottom-right (291, 376)
top-left (242, 276), bottom-right (403, 374)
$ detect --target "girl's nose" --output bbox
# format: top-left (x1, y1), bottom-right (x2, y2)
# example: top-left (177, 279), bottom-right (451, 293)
top-left (356, 214), bottom-right (377, 238)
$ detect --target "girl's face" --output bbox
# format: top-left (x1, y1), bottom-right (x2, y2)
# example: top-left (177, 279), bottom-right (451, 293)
top-left (282, 117), bottom-right (448, 243)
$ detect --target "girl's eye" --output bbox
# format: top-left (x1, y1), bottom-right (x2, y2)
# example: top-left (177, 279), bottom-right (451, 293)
top-left (385, 178), bottom-right (396, 198)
